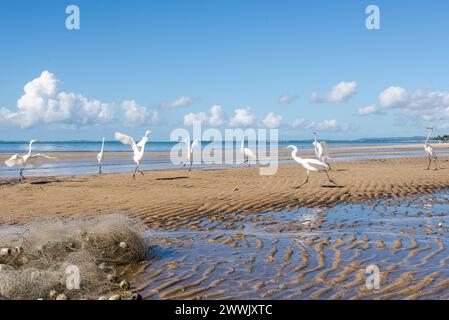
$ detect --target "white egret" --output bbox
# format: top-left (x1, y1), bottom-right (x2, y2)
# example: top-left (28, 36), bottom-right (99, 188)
top-left (183, 137), bottom-right (199, 171)
top-left (97, 137), bottom-right (105, 174)
top-left (115, 129), bottom-right (152, 178)
top-left (424, 126), bottom-right (437, 170)
top-left (241, 139), bottom-right (257, 167)
top-left (4, 140), bottom-right (55, 181)
top-left (283, 145), bottom-right (336, 188)
top-left (313, 132), bottom-right (332, 170)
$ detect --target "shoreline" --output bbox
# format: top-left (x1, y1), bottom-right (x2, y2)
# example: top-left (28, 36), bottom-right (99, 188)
top-left (1, 142), bottom-right (449, 160)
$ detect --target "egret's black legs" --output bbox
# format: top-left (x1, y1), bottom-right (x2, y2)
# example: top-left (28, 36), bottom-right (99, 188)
top-left (434, 158), bottom-right (438, 170)
top-left (189, 159), bottom-right (193, 171)
top-left (19, 168), bottom-right (25, 182)
top-left (293, 173), bottom-right (310, 189)
top-left (133, 165), bottom-right (139, 179)
top-left (425, 157), bottom-right (431, 170)
top-left (98, 165), bottom-right (102, 174)
top-left (325, 171), bottom-right (337, 185)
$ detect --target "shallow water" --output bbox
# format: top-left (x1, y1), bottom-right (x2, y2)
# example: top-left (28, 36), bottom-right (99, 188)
top-left (137, 192), bottom-right (449, 300)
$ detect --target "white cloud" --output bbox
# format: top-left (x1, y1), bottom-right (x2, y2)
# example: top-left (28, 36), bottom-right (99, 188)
top-left (1, 71), bottom-right (115, 128)
top-left (373, 86), bottom-right (449, 122)
top-left (278, 94), bottom-right (298, 104)
top-left (208, 105), bottom-right (227, 126)
top-left (183, 111), bottom-right (208, 126)
top-left (291, 118), bottom-right (348, 132)
top-left (291, 118), bottom-right (306, 128)
top-left (122, 100), bottom-right (159, 127)
top-left (262, 112), bottom-right (282, 128)
top-left (183, 105), bottom-right (227, 127)
top-left (310, 81), bottom-right (358, 103)
top-left (229, 108), bottom-right (257, 127)
top-left (161, 96), bottom-right (194, 109)
top-left (358, 104), bottom-right (383, 116)
top-left (379, 86), bottom-right (408, 108)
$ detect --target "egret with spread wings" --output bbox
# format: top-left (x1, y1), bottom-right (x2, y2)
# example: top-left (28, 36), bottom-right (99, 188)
top-left (115, 130), bottom-right (152, 178)
top-left (4, 140), bottom-right (55, 182)
top-left (313, 132), bottom-right (332, 170)
top-left (183, 137), bottom-right (199, 171)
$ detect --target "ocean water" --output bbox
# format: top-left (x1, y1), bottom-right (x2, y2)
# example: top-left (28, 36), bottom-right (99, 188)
top-left (0, 138), bottom-right (430, 154)
top-left (0, 138), bottom-right (446, 179)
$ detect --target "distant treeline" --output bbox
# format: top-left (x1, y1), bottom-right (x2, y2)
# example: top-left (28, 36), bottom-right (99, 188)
top-left (435, 135), bottom-right (449, 142)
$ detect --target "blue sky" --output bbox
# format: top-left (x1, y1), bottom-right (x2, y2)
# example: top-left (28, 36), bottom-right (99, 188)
top-left (1, 0), bottom-right (449, 141)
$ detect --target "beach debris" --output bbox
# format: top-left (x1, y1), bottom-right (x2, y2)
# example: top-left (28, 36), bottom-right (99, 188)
top-left (56, 294), bottom-right (67, 300)
top-left (18, 256), bottom-right (28, 265)
top-left (120, 280), bottom-right (130, 291)
top-left (98, 262), bottom-right (110, 271)
top-left (98, 296), bottom-right (107, 300)
top-left (0, 214), bottom-right (150, 300)
top-left (48, 290), bottom-right (58, 299)
top-left (122, 292), bottom-right (142, 300)
top-left (0, 264), bottom-right (13, 271)
top-left (108, 294), bottom-right (121, 300)
top-left (437, 222), bottom-right (443, 228)
top-left (107, 273), bottom-right (118, 283)
top-left (0, 248), bottom-right (11, 257)
top-left (233, 187), bottom-right (239, 191)
top-left (12, 247), bottom-right (24, 255)
top-left (119, 241), bottom-right (128, 249)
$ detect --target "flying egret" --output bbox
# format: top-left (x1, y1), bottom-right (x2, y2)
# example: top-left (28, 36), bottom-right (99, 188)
top-left (313, 132), bottom-right (332, 170)
top-left (97, 137), bottom-right (105, 174)
top-left (424, 126), bottom-right (437, 170)
top-left (283, 145), bottom-right (336, 188)
top-left (241, 139), bottom-right (257, 167)
top-left (115, 130), bottom-right (152, 178)
top-left (4, 140), bottom-right (55, 182)
top-left (183, 137), bottom-right (199, 171)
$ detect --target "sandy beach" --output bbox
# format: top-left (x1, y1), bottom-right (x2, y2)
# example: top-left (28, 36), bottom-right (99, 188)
top-left (1, 155), bottom-right (448, 223)
top-left (1, 155), bottom-right (449, 299)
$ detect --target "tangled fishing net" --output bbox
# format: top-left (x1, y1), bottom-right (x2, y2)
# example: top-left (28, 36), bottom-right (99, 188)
top-left (0, 214), bottom-right (150, 300)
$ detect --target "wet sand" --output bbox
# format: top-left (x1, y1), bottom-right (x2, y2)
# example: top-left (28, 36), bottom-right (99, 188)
top-left (1, 156), bottom-right (449, 299)
top-left (0, 156), bottom-right (448, 223)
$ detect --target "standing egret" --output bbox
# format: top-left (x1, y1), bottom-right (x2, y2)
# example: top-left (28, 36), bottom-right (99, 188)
top-left (313, 132), bottom-right (332, 170)
top-left (283, 145), bottom-right (336, 188)
top-left (241, 139), bottom-right (257, 167)
top-left (115, 130), bottom-right (152, 178)
top-left (4, 140), bottom-right (55, 182)
top-left (183, 137), bottom-right (199, 171)
top-left (97, 137), bottom-right (105, 174)
top-left (424, 126), bottom-right (437, 170)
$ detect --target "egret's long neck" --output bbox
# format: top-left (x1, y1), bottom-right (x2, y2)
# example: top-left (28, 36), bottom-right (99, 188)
top-left (291, 147), bottom-right (303, 163)
top-left (425, 130), bottom-right (432, 144)
top-left (241, 140), bottom-right (244, 151)
top-left (28, 141), bottom-right (34, 155)
top-left (139, 141), bottom-right (147, 155)
top-left (100, 139), bottom-right (105, 152)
